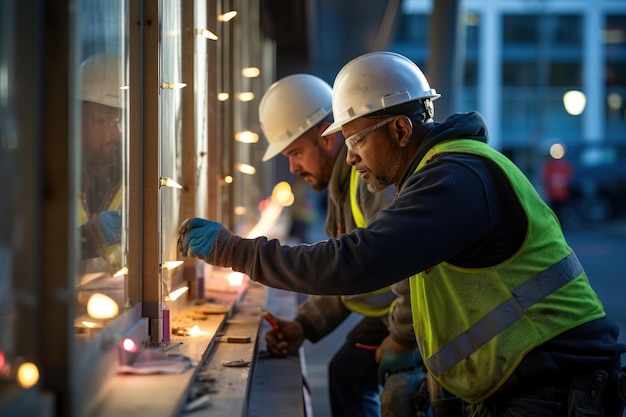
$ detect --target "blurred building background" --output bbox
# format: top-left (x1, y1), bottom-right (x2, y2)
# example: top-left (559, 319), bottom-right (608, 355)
top-left (266, 0), bottom-right (626, 232)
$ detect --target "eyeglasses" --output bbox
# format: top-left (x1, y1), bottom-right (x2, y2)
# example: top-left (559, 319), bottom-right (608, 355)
top-left (344, 117), bottom-right (396, 151)
top-left (84, 112), bottom-right (121, 130)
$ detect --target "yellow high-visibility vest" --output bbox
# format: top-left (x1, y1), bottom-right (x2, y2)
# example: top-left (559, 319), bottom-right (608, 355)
top-left (341, 166), bottom-right (397, 318)
top-left (409, 140), bottom-right (605, 403)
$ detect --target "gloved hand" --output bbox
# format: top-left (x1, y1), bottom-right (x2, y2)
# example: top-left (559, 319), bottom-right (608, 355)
top-left (178, 217), bottom-right (225, 262)
top-left (83, 210), bottom-right (122, 248)
top-left (377, 336), bottom-right (422, 386)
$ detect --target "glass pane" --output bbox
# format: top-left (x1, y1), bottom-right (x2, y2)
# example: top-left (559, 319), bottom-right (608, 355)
top-left (75, 0), bottom-right (131, 336)
top-left (501, 14), bottom-right (583, 145)
top-left (161, 0), bottom-right (184, 298)
top-left (195, 0), bottom-right (210, 218)
top-left (605, 14), bottom-right (626, 139)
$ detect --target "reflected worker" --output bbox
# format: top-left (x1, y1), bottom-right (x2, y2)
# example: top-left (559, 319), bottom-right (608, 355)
top-left (78, 52), bottom-right (124, 275)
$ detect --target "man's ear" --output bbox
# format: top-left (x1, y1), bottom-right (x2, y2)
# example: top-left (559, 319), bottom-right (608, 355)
top-left (392, 116), bottom-right (413, 147)
top-left (319, 121), bottom-right (337, 151)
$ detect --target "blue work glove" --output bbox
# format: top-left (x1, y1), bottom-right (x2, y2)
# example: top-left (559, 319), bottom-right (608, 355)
top-left (83, 210), bottom-right (122, 248)
top-left (178, 217), bottom-right (224, 262)
top-left (378, 348), bottom-right (422, 386)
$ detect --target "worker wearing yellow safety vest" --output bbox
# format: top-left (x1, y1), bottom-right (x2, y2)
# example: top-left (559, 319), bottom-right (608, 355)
top-left (78, 53), bottom-right (124, 276)
top-left (179, 52), bottom-right (626, 417)
top-left (258, 74), bottom-right (426, 417)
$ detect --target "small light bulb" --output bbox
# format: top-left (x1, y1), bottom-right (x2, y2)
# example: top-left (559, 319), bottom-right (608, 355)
top-left (122, 338), bottom-right (139, 353)
top-left (219, 11), bottom-right (237, 22)
top-left (17, 362), bottom-right (39, 389)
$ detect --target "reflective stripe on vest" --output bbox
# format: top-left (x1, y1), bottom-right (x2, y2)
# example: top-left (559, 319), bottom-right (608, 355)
top-left (424, 251), bottom-right (583, 377)
top-left (341, 166), bottom-right (395, 318)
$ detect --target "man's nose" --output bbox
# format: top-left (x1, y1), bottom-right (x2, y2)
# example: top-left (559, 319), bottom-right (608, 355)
top-left (288, 159), bottom-right (301, 174)
top-left (346, 149), bottom-right (359, 166)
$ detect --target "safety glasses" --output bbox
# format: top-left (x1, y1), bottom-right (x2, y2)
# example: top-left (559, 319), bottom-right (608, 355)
top-left (344, 116), bottom-right (396, 151)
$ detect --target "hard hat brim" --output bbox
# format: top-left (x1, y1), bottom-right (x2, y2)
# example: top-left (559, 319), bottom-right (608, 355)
top-left (321, 121), bottom-right (342, 137)
top-left (262, 138), bottom-right (298, 161)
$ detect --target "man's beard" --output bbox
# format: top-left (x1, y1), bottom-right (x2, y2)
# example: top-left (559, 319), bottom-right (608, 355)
top-left (366, 148), bottom-right (402, 193)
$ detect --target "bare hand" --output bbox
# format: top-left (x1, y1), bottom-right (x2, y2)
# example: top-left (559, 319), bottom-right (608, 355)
top-left (264, 319), bottom-right (305, 357)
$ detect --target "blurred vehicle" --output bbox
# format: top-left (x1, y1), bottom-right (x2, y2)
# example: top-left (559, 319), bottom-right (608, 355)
top-left (562, 144), bottom-right (626, 225)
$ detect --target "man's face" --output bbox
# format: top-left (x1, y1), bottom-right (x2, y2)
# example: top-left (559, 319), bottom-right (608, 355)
top-left (281, 126), bottom-right (336, 192)
top-left (342, 116), bottom-right (404, 193)
top-left (81, 101), bottom-right (121, 169)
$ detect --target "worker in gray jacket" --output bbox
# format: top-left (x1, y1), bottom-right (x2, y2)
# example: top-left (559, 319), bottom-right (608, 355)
top-left (257, 74), bottom-right (425, 417)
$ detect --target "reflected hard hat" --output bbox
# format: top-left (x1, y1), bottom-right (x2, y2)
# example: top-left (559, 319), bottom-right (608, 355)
top-left (79, 52), bottom-right (124, 108)
top-left (259, 74), bottom-right (332, 161)
top-left (323, 51), bottom-right (440, 136)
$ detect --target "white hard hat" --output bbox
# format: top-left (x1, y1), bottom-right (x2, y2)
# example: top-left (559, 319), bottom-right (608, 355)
top-left (259, 74), bottom-right (332, 161)
top-left (323, 51), bottom-right (440, 136)
top-left (79, 52), bottom-right (123, 108)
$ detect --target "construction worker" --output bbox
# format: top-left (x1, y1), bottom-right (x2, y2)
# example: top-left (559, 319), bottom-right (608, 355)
top-left (78, 52), bottom-right (124, 276)
top-left (179, 51), bottom-right (626, 416)
top-left (258, 74), bottom-right (426, 417)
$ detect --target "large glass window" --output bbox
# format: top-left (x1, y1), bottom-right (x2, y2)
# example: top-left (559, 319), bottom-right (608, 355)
top-left (160, 0), bottom-right (185, 309)
top-left (501, 14), bottom-right (583, 145)
top-left (605, 14), bottom-right (626, 139)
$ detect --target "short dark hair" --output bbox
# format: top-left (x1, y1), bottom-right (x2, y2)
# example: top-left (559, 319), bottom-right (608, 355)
top-left (368, 99), bottom-right (433, 122)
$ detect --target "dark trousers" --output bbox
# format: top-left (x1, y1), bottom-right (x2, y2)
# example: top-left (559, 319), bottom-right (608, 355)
top-left (471, 385), bottom-right (569, 417)
top-left (328, 342), bottom-right (381, 417)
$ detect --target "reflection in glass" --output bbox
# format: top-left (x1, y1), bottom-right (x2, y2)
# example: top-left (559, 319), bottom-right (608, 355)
top-left (75, 0), bottom-right (130, 336)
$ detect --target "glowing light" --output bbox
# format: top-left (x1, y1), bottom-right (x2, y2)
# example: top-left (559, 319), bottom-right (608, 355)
top-left (219, 11), bottom-right (238, 22)
top-left (607, 93), bottom-right (623, 111)
top-left (237, 163), bottom-right (256, 175)
top-left (17, 362), bottom-right (39, 389)
top-left (160, 177), bottom-right (183, 189)
top-left (241, 67), bottom-right (260, 78)
top-left (81, 321), bottom-right (99, 328)
top-left (122, 338), bottom-right (139, 353)
top-left (563, 90), bottom-right (586, 116)
top-left (189, 325), bottom-right (204, 336)
top-left (224, 176), bottom-right (233, 184)
top-left (87, 293), bottom-right (119, 319)
top-left (228, 272), bottom-right (245, 286)
top-left (196, 29), bottom-right (218, 40)
top-left (235, 131), bottom-right (259, 143)
top-left (162, 260), bottom-right (184, 270)
top-left (218, 92), bottom-right (230, 101)
top-left (162, 82), bottom-right (188, 90)
top-left (549, 143), bottom-right (567, 160)
top-left (168, 286), bottom-right (189, 301)
top-left (234, 206), bottom-right (247, 215)
top-left (237, 92), bottom-right (254, 102)
top-left (114, 267), bottom-right (128, 277)
top-left (604, 29), bottom-right (626, 44)
top-left (271, 181), bottom-right (294, 206)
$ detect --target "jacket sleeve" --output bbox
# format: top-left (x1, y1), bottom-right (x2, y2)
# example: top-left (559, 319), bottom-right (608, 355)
top-left (225, 155), bottom-right (499, 295)
top-left (295, 295), bottom-right (352, 343)
top-left (388, 279), bottom-right (417, 348)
